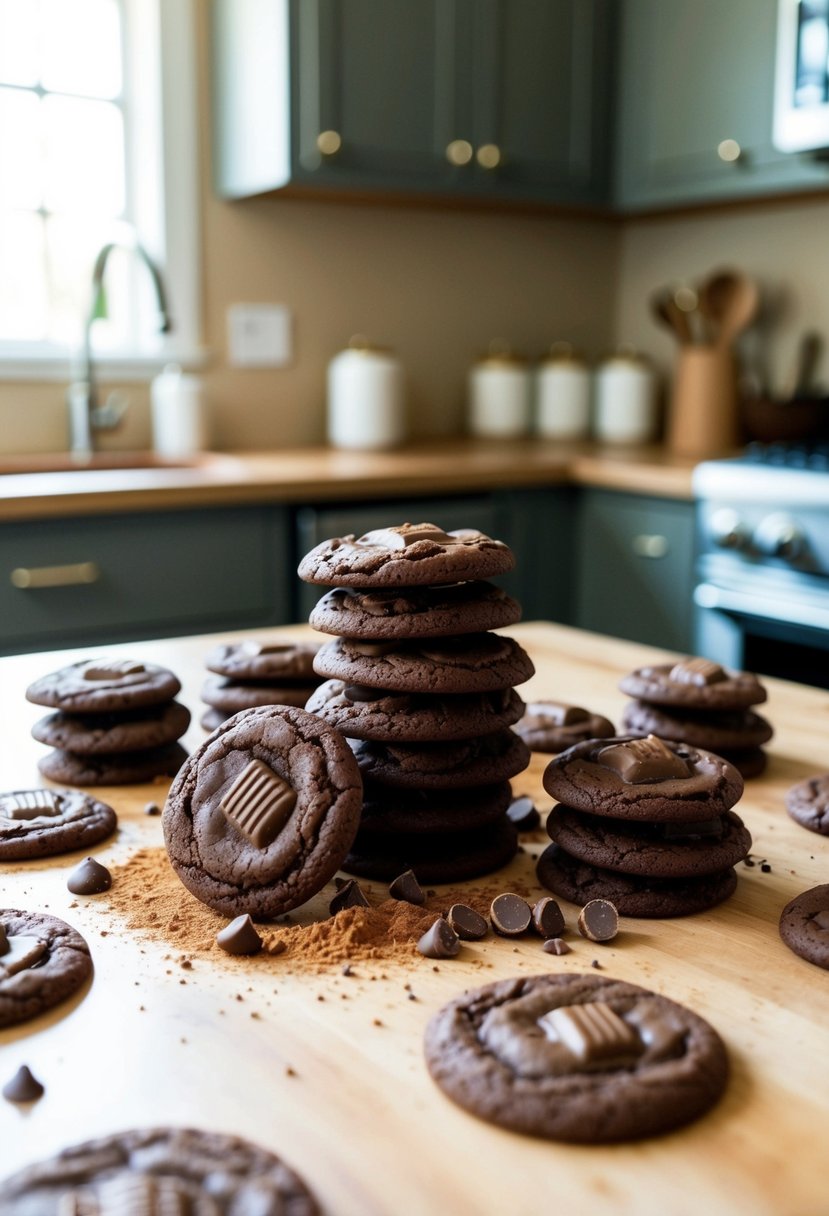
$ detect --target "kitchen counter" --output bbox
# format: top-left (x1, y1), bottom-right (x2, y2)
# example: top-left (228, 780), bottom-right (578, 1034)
top-left (1, 621), bottom-right (827, 1216)
top-left (0, 440), bottom-right (697, 521)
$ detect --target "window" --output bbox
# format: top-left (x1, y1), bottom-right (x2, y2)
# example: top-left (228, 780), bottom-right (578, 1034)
top-left (0, 0), bottom-right (201, 379)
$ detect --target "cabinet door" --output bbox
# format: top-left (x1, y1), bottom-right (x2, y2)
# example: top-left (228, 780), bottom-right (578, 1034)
top-left (615, 0), bottom-right (829, 210)
top-left (573, 490), bottom-right (695, 653)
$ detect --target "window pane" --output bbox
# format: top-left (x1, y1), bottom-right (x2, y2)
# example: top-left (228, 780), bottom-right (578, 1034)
top-left (43, 95), bottom-right (124, 215)
top-left (0, 212), bottom-right (47, 339)
top-left (0, 0), bottom-right (39, 86)
top-left (41, 0), bottom-right (122, 99)
top-left (0, 88), bottom-right (41, 208)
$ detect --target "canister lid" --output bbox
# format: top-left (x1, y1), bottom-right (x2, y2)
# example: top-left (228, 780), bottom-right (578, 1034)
top-left (473, 341), bottom-right (528, 367)
top-left (342, 334), bottom-right (395, 356)
top-left (599, 345), bottom-right (653, 368)
top-left (539, 341), bottom-right (587, 366)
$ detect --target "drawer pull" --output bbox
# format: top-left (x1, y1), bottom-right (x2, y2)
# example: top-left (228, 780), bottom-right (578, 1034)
top-left (11, 561), bottom-right (100, 589)
top-left (631, 534), bottom-right (669, 559)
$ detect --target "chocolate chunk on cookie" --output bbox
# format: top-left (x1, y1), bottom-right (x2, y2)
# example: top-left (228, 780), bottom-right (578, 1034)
top-left (424, 972), bottom-right (728, 1142)
top-left (163, 705), bottom-right (362, 919)
top-left (306, 680), bottom-right (524, 742)
top-left (785, 774), bottom-right (829, 836)
top-left (298, 522), bottom-right (515, 587)
top-left (349, 731), bottom-right (530, 789)
top-left (0, 1127), bottom-right (319, 1214)
top-left (202, 675), bottom-right (319, 714)
top-left (26, 658), bottom-right (181, 713)
top-left (0, 788), bottom-right (116, 860)
top-left (515, 700), bottom-right (615, 753)
top-left (621, 700), bottom-right (773, 751)
top-left (309, 580), bottom-right (522, 639)
top-left (779, 884), bottom-right (829, 970)
top-left (619, 660), bottom-right (767, 710)
top-left (343, 817), bottom-right (518, 884)
top-left (205, 639), bottom-right (321, 680)
top-left (0, 909), bottom-right (92, 1028)
top-left (32, 700), bottom-right (191, 756)
top-left (38, 742), bottom-right (188, 788)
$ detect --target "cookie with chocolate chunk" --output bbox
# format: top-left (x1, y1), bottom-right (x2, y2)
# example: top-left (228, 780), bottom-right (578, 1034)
top-left (618, 658), bottom-right (767, 710)
top-left (0, 909), bottom-right (92, 1028)
top-left (424, 972), bottom-right (728, 1142)
top-left (26, 658), bottom-right (181, 713)
top-left (205, 639), bottom-right (321, 681)
top-left (309, 581), bottom-right (522, 639)
top-left (515, 700), bottom-right (615, 753)
top-left (779, 884), bottom-right (829, 970)
top-left (163, 705), bottom-right (362, 918)
top-left (0, 788), bottom-right (117, 860)
top-left (31, 701), bottom-right (191, 755)
top-left (0, 1127), bottom-right (319, 1214)
top-left (349, 731), bottom-right (530, 789)
top-left (297, 522), bottom-right (515, 587)
top-left (306, 680), bottom-right (524, 742)
top-left (785, 773), bottom-right (829, 836)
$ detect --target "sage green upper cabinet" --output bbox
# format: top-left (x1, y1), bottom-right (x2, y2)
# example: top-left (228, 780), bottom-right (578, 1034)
top-left (614, 0), bottom-right (829, 211)
top-left (212, 0), bottom-right (614, 207)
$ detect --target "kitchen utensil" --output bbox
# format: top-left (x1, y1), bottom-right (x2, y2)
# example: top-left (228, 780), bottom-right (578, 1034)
top-left (698, 269), bottom-right (759, 348)
top-left (650, 288), bottom-right (692, 344)
top-left (783, 330), bottom-right (824, 400)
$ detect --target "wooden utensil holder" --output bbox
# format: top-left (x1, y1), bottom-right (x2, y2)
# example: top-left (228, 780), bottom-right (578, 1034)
top-left (666, 345), bottom-right (740, 458)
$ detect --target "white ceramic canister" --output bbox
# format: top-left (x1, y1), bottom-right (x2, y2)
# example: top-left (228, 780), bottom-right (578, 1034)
top-left (593, 349), bottom-right (658, 444)
top-left (327, 338), bottom-right (406, 450)
top-left (468, 348), bottom-right (532, 438)
top-left (536, 342), bottom-right (591, 439)
top-left (150, 364), bottom-right (207, 458)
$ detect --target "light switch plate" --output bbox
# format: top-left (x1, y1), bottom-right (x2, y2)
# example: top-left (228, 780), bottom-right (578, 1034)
top-left (227, 303), bottom-right (292, 367)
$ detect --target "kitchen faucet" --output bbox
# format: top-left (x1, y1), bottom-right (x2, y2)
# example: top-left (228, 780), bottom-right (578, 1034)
top-left (66, 237), bottom-right (173, 459)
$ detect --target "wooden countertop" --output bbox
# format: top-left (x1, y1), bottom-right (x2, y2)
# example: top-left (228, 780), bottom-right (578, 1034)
top-left (0, 440), bottom-right (697, 521)
top-left (3, 621), bottom-right (825, 1215)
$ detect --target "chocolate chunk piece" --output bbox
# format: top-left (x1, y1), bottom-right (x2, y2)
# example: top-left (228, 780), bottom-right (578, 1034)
top-left (84, 660), bottom-right (146, 680)
top-left (490, 893), bottom-right (532, 937)
top-left (388, 868), bottom-right (425, 906)
top-left (0, 789), bottom-right (63, 821)
top-left (2, 1064), bottom-right (44, 1103)
top-left (329, 879), bottom-right (370, 914)
top-left (542, 937), bottom-right (571, 955)
top-left (532, 897), bottom-right (565, 939)
top-left (0, 935), bottom-right (47, 978)
top-left (66, 856), bottom-right (112, 895)
top-left (597, 735), bottom-right (691, 784)
top-left (547, 702), bottom-right (591, 726)
top-left (447, 904), bottom-right (488, 941)
top-left (578, 899), bottom-right (619, 943)
top-left (417, 917), bottom-right (460, 959)
top-left (507, 795), bottom-right (541, 831)
top-left (348, 640), bottom-right (398, 657)
top-left (670, 658), bottom-right (727, 686)
top-left (538, 1001), bottom-right (643, 1064)
top-left (216, 914), bottom-right (263, 956)
top-left (220, 759), bottom-right (297, 849)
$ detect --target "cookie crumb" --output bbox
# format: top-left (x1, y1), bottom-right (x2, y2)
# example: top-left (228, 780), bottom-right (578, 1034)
top-left (761, 863), bottom-right (772, 873)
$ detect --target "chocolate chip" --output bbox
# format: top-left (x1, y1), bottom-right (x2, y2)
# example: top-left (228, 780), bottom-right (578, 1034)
top-left (3, 1065), bottom-right (44, 1103)
top-left (578, 899), bottom-right (618, 943)
top-left (417, 917), bottom-right (460, 959)
top-left (490, 893), bottom-right (532, 937)
top-left (66, 856), bottom-right (112, 895)
top-left (329, 879), bottom-right (370, 914)
top-left (144, 801), bottom-right (161, 816)
top-left (542, 937), bottom-right (571, 955)
top-left (507, 795), bottom-right (540, 831)
top-left (761, 862), bottom-right (772, 873)
top-left (591, 958), bottom-right (602, 969)
top-left (532, 897), bottom-right (566, 939)
top-left (341, 963), bottom-right (353, 976)
top-left (669, 657), bottom-right (726, 686)
top-left (388, 868), bottom-right (425, 906)
top-left (447, 903), bottom-right (488, 941)
top-left (216, 914), bottom-right (263, 956)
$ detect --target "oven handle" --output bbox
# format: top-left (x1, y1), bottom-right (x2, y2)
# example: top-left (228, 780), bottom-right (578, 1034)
top-left (694, 582), bottom-right (829, 632)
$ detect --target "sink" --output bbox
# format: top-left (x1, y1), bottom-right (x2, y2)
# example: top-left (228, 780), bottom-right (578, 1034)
top-left (0, 451), bottom-right (227, 475)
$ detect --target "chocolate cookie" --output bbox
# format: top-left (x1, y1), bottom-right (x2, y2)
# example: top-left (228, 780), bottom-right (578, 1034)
top-left (0, 909), bottom-right (92, 1028)
top-left (542, 736), bottom-right (744, 823)
top-left (26, 658), bottom-right (181, 713)
top-left (201, 707), bottom-right (229, 732)
top-left (31, 701), bottom-right (191, 756)
top-left (719, 747), bottom-right (768, 780)
top-left (536, 843), bottom-right (738, 917)
top-left (359, 780), bottom-right (513, 835)
top-left (313, 633), bottom-right (534, 695)
top-left (515, 700), bottom-right (615, 753)
top-left (343, 817), bottom-right (518, 884)
top-left (163, 705), bottom-right (363, 919)
top-left (621, 700), bottom-right (773, 750)
top-left (618, 658), bottom-right (767, 710)
top-left (309, 581), bottom-right (522, 639)
top-left (297, 522), bottom-right (515, 587)
top-left (349, 731), bottom-right (530, 789)
top-left (546, 806), bottom-right (752, 878)
top-left (202, 676), bottom-right (318, 714)
top-left (205, 639), bottom-right (321, 680)
top-left (785, 774), bottom-right (829, 836)
top-left (779, 884), bottom-right (829, 970)
top-left (424, 972), bottom-right (728, 1142)
top-left (0, 789), bottom-right (117, 860)
top-left (306, 680), bottom-right (524, 742)
top-left (0, 1127), bottom-right (319, 1214)
top-left (38, 743), bottom-right (188, 788)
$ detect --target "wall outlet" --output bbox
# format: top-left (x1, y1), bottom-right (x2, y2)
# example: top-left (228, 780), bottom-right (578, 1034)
top-left (227, 303), bottom-right (292, 367)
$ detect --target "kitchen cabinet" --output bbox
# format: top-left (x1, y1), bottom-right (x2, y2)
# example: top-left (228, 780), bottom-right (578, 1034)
top-left (212, 0), bottom-right (614, 207)
top-left (0, 507), bottom-right (292, 656)
top-left (614, 0), bottom-right (829, 211)
top-left (573, 488), bottom-right (696, 652)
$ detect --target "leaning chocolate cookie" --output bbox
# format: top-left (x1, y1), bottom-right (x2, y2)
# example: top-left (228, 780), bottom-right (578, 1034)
top-left (515, 700), bottom-right (615, 753)
top-left (26, 658), bottom-right (181, 712)
top-left (779, 884), bottom-right (829, 970)
top-left (542, 735), bottom-right (744, 822)
top-left (309, 581), bottom-right (522, 639)
top-left (785, 774), bottom-right (829, 836)
top-left (0, 909), bottom-right (92, 1029)
top-left (0, 788), bottom-right (116, 860)
top-left (298, 522), bottom-right (515, 587)
top-left (163, 705), bottom-right (362, 919)
top-left (424, 972), bottom-right (728, 1142)
top-left (0, 1127), bottom-right (319, 1214)
top-left (618, 658), bottom-right (767, 710)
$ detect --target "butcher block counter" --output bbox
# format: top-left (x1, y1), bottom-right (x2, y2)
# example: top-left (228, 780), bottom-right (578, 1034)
top-left (2, 622), bottom-right (827, 1216)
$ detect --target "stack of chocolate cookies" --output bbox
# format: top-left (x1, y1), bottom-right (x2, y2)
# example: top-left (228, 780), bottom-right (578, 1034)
top-left (298, 523), bottom-right (534, 883)
top-left (619, 657), bottom-right (773, 778)
top-left (538, 734), bottom-right (751, 918)
top-left (200, 640), bottom-right (324, 732)
top-left (27, 658), bottom-right (189, 786)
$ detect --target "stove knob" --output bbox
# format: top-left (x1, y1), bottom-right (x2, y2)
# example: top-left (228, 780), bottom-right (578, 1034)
top-left (754, 513), bottom-right (807, 561)
top-left (709, 507), bottom-right (748, 551)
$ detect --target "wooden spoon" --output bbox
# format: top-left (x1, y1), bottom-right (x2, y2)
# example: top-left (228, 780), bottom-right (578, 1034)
top-left (699, 269), bottom-right (759, 348)
top-left (650, 288), bottom-right (692, 344)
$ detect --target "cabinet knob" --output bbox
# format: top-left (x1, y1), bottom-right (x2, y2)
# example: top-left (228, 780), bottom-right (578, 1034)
top-left (446, 139), bottom-right (473, 166)
top-left (717, 139), bottom-right (742, 163)
top-left (476, 143), bottom-right (501, 169)
top-left (316, 130), bottom-right (342, 157)
top-left (631, 534), bottom-right (669, 559)
top-left (10, 561), bottom-right (100, 589)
